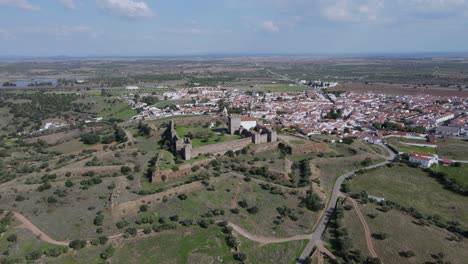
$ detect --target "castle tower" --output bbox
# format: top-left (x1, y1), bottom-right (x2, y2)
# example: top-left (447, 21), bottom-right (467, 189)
top-left (228, 114), bottom-right (241, 135)
top-left (268, 130), bottom-right (278, 142)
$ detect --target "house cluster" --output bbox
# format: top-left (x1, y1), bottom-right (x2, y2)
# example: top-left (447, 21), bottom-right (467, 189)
top-left (123, 86), bottom-right (467, 140)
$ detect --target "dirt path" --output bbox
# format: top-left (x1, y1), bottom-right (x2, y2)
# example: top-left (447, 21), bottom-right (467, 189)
top-left (227, 222), bottom-right (310, 244)
top-left (124, 128), bottom-right (136, 143)
top-left (231, 186), bottom-right (240, 209)
top-left (350, 198), bottom-right (379, 259)
top-left (10, 210), bottom-right (312, 249)
top-left (13, 212), bottom-right (70, 247)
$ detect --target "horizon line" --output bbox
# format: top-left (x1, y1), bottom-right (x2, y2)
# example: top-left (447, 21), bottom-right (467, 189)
top-left (1, 51), bottom-right (468, 61)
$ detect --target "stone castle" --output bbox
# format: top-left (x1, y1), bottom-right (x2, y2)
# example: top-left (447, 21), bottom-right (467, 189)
top-left (169, 120), bottom-right (192, 160)
top-left (168, 116), bottom-right (277, 161)
top-left (228, 114), bottom-right (277, 144)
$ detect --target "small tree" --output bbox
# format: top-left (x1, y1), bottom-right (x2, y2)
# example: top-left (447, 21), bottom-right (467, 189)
top-left (233, 253), bottom-right (247, 262)
top-left (399, 251), bottom-right (415, 258)
top-left (7, 234), bottom-right (17, 243)
top-left (69, 240), bottom-right (87, 250)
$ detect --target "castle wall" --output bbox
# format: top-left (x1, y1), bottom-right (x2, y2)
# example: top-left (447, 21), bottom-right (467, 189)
top-left (191, 138), bottom-right (251, 157)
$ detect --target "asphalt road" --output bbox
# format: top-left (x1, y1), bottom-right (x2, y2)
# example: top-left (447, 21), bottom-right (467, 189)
top-left (297, 144), bottom-right (396, 263)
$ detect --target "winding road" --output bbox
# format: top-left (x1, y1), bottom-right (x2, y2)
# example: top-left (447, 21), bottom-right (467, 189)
top-left (5, 142), bottom-right (396, 263)
top-left (296, 143), bottom-right (396, 263)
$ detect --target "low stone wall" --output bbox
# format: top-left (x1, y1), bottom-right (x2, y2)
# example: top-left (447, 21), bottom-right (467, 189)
top-left (152, 158), bottom-right (213, 183)
top-left (111, 181), bottom-right (205, 218)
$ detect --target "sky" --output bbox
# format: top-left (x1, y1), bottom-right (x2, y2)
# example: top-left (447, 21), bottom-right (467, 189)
top-left (0, 0), bottom-right (467, 56)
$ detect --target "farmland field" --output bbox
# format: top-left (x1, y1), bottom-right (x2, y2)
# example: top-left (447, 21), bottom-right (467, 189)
top-left (437, 138), bottom-right (468, 160)
top-left (432, 164), bottom-right (468, 190)
top-left (349, 164), bottom-right (468, 227)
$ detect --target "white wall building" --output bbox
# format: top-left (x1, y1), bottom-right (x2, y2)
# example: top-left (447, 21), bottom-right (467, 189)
top-left (240, 117), bottom-right (257, 130)
top-left (409, 153), bottom-right (438, 168)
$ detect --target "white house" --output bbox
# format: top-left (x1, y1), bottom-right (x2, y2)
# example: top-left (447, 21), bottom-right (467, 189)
top-left (409, 152), bottom-right (438, 168)
top-left (435, 113), bottom-right (455, 124)
top-left (240, 117), bottom-right (257, 130)
top-left (126, 86), bottom-right (139, 90)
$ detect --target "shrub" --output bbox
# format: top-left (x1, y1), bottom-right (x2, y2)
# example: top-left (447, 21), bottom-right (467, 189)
top-left (81, 133), bottom-right (100, 145)
top-left (247, 206), bottom-right (259, 214)
top-left (47, 196), bottom-right (58, 204)
top-left (399, 251), bottom-right (415, 258)
top-left (44, 247), bottom-right (68, 257)
top-left (94, 213), bottom-right (104, 226)
top-left (98, 236), bottom-right (108, 245)
top-left (120, 166), bottom-right (132, 175)
top-left (116, 220), bottom-right (129, 229)
top-left (69, 240), bottom-right (87, 250)
top-left (372, 233), bottom-right (388, 240)
top-left (25, 250), bottom-right (42, 260)
top-left (238, 200), bottom-right (248, 208)
top-left (233, 253), bottom-right (247, 262)
top-left (6, 234), bottom-right (17, 243)
top-left (125, 227), bottom-right (138, 237)
top-left (15, 195), bottom-right (26, 202)
top-left (342, 137), bottom-right (354, 145)
top-left (100, 246), bottom-right (115, 260)
top-left (143, 227), bottom-right (152, 234)
top-left (139, 205), bottom-right (148, 212)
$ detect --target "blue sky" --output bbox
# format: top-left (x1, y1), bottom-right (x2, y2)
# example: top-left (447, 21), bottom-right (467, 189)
top-left (0, 0), bottom-right (467, 56)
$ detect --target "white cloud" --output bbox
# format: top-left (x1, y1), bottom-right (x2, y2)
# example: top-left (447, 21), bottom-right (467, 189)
top-left (321, 0), bottom-right (384, 22)
top-left (96, 0), bottom-right (154, 18)
top-left (58, 0), bottom-right (77, 9)
top-left (0, 0), bottom-right (39, 11)
top-left (260, 20), bottom-right (280, 33)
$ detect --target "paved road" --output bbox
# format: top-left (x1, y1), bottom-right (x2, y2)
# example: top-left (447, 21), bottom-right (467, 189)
top-left (297, 144), bottom-right (396, 263)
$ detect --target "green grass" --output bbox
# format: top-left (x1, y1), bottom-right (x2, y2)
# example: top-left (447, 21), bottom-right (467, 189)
top-left (48, 226), bottom-right (305, 264)
top-left (432, 165), bottom-right (468, 190)
top-left (0, 223), bottom-right (69, 263)
top-left (111, 107), bottom-right (138, 120)
top-left (144, 175), bottom-right (318, 238)
top-left (239, 237), bottom-right (307, 264)
top-left (111, 227), bottom-right (235, 264)
top-left (290, 140), bottom-right (305, 145)
top-left (350, 202), bottom-right (468, 264)
top-left (385, 137), bottom-right (437, 154)
top-left (349, 164), bottom-right (468, 227)
top-left (49, 138), bottom-right (88, 154)
top-left (398, 144), bottom-right (437, 154)
top-left (80, 96), bottom-right (137, 121)
top-left (175, 125), bottom-right (241, 148)
top-left (437, 138), bottom-right (468, 160)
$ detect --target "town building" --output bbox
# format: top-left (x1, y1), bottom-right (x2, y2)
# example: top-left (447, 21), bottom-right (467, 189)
top-left (409, 152), bottom-right (438, 168)
top-left (435, 126), bottom-right (461, 136)
top-left (228, 115), bottom-right (257, 135)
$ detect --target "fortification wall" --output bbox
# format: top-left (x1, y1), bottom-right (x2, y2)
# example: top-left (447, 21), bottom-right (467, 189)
top-left (152, 158), bottom-right (213, 183)
top-left (191, 138), bottom-right (252, 157)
